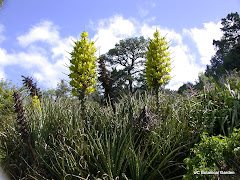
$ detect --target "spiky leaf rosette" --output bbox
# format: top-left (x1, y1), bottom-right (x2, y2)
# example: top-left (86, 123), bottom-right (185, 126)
top-left (145, 30), bottom-right (171, 88)
top-left (69, 31), bottom-right (97, 99)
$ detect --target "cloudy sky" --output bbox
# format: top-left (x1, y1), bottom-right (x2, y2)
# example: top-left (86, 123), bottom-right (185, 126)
top-left (0, 0), bottom-right (239, 90)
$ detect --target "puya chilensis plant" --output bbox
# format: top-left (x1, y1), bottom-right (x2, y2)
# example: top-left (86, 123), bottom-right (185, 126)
top-left (13, 91), bottom-right (39, 168)
top-left (145, 30), bottom-right (171, 107)
top-left (69, 30), bottom-right (97, 118)
top-left (22, 75), bottom-right (42, 112)
top-left (98, 54), bottom-right (115, 113)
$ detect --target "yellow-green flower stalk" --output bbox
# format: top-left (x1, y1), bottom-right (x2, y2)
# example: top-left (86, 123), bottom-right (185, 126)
top-left (69, 30), bottom-right (97, 119)
top-left (145, 30), bottom-right (172, 107)
top-left (32, 95), bottom-right (41, 112)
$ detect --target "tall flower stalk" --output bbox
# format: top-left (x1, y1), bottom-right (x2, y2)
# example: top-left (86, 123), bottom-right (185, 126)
top-left (13, 91), bottom-right (39, 167)
top-left (145, 30), bottom-right (171, 107)
top-left (68, 31), bottom-right (97, 119)
top-left (22, 75), bottom-right (42, 112)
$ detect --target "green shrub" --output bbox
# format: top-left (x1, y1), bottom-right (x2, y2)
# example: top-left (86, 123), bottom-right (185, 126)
top-left (0, 80), bottom-right (15, 132)
top-left (190, 71), bottom-right (240, 136)
top-left (184, 129), bottom-right (240, 179)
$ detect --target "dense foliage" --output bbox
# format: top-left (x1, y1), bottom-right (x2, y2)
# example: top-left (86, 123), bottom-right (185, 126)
top-left (0, 12), bottom-right (240, 180)
top-left (184, 129), bottom-right (240, 179)
top-left (0, 80), bottom-right (15, 127)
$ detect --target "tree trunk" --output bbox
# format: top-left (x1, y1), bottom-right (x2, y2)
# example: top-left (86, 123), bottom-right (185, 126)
top-left (129, 79), bottom-right (133, 94)
top-left (128, 68), bottom-right (133, 94)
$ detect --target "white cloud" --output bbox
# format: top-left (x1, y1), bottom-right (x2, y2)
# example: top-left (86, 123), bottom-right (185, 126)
top-left (0, 50), bottom-right (69, 88)
top-left (17, 51), bottom-right (71, 88)
top-left (138, 1), bottom-right (156, 18)
top-left (92, 15), bottom-right (136, 55)
top-left (0, 48), bottom-right (8, 65)
top-left (0, 21), bottom-right (73, 88)
top-left (17, 21), bottom-right (60, 47)
top-left (183, 21), bottom-right (222, 65)
top-left (138, 7), bottom-right (149, 18)
top-left (0, 68), bottom-right (5, 79)
top-left (51, 37), bottom-right (74, 59)
top-left (0, 24), bottom-right (6, 44)
top-left (169, 45), bottom-right (204, 90)
top-left (141, 24), bottom-right (183, 45)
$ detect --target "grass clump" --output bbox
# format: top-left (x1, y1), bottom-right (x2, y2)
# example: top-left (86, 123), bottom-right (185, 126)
top-left (0, 89), bottom-right (199, 179)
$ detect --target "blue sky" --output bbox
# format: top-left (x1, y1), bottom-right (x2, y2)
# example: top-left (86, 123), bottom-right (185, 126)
top-left (0, 0), bottom-right (239, 90)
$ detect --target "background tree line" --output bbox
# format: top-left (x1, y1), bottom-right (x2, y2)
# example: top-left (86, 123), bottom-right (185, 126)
top-left (178, 12), bottom-right (240, 94)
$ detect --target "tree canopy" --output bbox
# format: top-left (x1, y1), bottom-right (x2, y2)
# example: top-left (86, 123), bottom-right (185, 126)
top-left (55, 79), bottom-right (70, 98)
top-left (106, 36), bottom-right (149, 93)
top-left (206, 12), bottom-right (240, 80)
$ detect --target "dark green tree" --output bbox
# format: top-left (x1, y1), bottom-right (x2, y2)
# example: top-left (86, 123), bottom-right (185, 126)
top-left (42, 89), bottom-right (56, 99)
top-left (55, 79), bottom-right (70, 98)
top-left (206, 12), bottom-right (240, 80)
top-left (222, 42), bottom-right (240, 71)
top-left (0, 0), bottom-right (4, 9)
top-left (177, 82), bottom-right (193, 94)
top-left (106, 36), bottom-right (149, 94)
